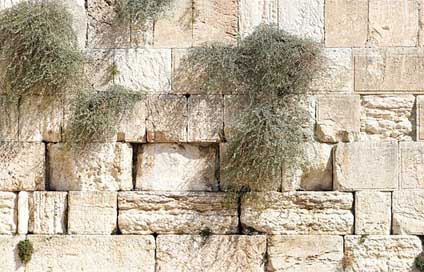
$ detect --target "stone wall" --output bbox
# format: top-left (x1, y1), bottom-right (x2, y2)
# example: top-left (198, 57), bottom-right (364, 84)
top-left (1, 0), bottom-right (424, 271)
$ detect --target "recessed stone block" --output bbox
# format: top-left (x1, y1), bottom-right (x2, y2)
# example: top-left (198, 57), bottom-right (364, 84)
top-left (393, 190), bottom-right (424, 234)
top-left (29, 192), bottom-right (67, 235)
top-left (355, 191), bottom-right (391, 235)
top-left (0, 192), bottom-right (17, 235)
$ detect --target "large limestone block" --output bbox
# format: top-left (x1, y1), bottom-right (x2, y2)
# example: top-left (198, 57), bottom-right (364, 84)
top-left (393, 190), bottom-right (424, 234)
top-left (344, 235), bottom-right (421, 271)
top-left (316, 95), bottom-right (360, 143)
top-left (156, 235), bottom-right (266, 272)
top-left (84, 49), bottom-right (114, 91)
top-left (355, 48), bottom-right (424, 92)
top-left (0, 142), bottom-right (45, 191)
top-left (360, 95), bottom-right (415, 141)
top-left (68, 191), bottom-right (117, 234)
top-left (114, 49), bottom-right (172, 93)
top-left (0, 235), bottom-right (24, 272)
top-left (26, 235), bottom-right (155, 272)
top-left (136, 144), bottom-right (218, 191)
top-left (368, 0), bottom-right (418, 47)
top-left (239, 0), bottom-right (278, 37)
top-left (118, 192), bottom-right (238, 234)
top-left (334, 142), bottom-right (398, 191)
top-left (117, 99), bottom-right (147, 143)
top-left (193, 0), bottom-right (238, 45)
top-left (0, 192), bottom-right (17, 234)
top-left (325, 0), bottom-right (368, 47)
top-left (240, 192), bottom-right (354, 234)
top-left (29, 192), bottom-right (67, 234)
top-left (400, 142), bottom-right (424, 189)
top-left (17, 191), bottom-right (29, 235)
top-left (188, 95), bottom-right (224, 142)
top-left (0, 96), bottom-right (18, 141)
top-left (49, 143), bottom-right (132, 191)
top-left (279, 0), bottom-right (324, 42)
top-left (355, 191), bottom-right (391, 235)
top-left (267, 235), bottom-right (344, 271)
top-left (146, 95), bottom-right (187, 142)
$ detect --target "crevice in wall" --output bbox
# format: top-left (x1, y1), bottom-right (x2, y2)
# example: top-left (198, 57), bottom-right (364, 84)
top-left (43, 141), bottom-right (50, 191)
top-left (131, 143), bottom-right (139, 190)
top-left (263, 237), bottom-right (270, 272)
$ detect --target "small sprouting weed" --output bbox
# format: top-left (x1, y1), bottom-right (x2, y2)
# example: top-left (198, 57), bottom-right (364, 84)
top-left (18, 239), bottom-right (33, 264)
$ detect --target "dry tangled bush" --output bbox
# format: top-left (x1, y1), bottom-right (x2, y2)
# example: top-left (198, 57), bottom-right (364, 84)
top-left (115, 0), bottom-right (173, 26)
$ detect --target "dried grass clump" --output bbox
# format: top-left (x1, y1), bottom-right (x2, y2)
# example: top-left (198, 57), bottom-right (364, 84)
top-left (18, 239), bottom-right (33, 264)
top-left (115, 0), bottom-right (172, 26)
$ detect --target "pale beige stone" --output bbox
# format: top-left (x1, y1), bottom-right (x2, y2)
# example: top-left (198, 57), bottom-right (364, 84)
top-left (156, 235), bottom-right (266, 272)
top-left (0, 192), bottom-right (17, 234)
top-left (26, 235), bottom-right (155, 272)
top-left (268, 235), bottom-right (344, 271)
top-left (316, 95), bottom-right (360, 143)
top-left (368, 0), bottom-right (419, 47)
top-left (400, 142), bottom-right (424, 189)
top-left (361, 95), bottom-right (415, 141)
top-left (334, 142), bottom-right (398, 191)
top-left (0, 0), bottom-right (21, 9)
top-left (171, 48), bottom-right (189, 93)
top-left (130, 20), bottom-right (154, 48)
top-left (0, 142), bottom-right (45, 191)
top-left (146, 95), bottom-right (187, 142)
top-left (279, 0), bottom-right (324, 42)
top-left (0, 235), bottom-right (24, 272)
top-left (393, 190), bottom-right (424, 234)
top-left (344, 235), bottom-right (422, 271)
top-left (239, 0), bottom-right (278, 37)
top-left (0, 96), bottom-right (18, 141)
top-left (193, 0), bottom-right (238, 45)
top-left (68, 191), bottom-right (117, 234)
top-left (49, 143), bottom-right (132, 191)
top-left (136, 144), bottom-right (217, 191)
top-left (188, 95), bottom-right (224, 142)
top-left (240, 192), bottom-right (354, 234)
top-left (114, 49), bottom-right (172, 93)
top-left (29, 192), bottom-right (67, 235)
top-left (355, 191), bottom-right (391, 235)
top-left (154, 0), bottom-right (193, 48)
top-left (325, 0), bottom-right (368, 47)
top-left (417, 96), bottom-right (424, 140)
top-left (117, 99), bottom-right (147, 143)
top-left (60, 0), bottom-right (87, 49)
top-left (118, 192), bottom-right (238, 234)
top-left (17, 191), bottom-right (29, 235)
top-left (420, 0), bottom-right (424, 46)
top-left (84, 49), bottom-right (115, 91)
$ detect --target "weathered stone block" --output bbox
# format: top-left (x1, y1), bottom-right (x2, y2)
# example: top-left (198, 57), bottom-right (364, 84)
top-left (223, 95), bottom-right (249, 141)
top-left (361, 95), bottom-right (415, 141)
top-left (0, 96), bottom-right (18, 141)
top-left (240, 192), bottom-right (354, 234)
top-left (239, 0), bottom-right (278, 37)
top-left (0, 235), bottom-right (24, 272)
top-left (84, 49), bottom-right (114, 91)
top-left (136, 144), bottom-right (217, 191)
top-left (68, 191), bottom-right (117, 234)
top-left (118, 192), bottom-right (238, 234)
top-left (325, 0), bottom-right (368, 47)
top-left (17, 191), bottom-right (29, 235)
top-left (0, 142), bottom-right (45, 191)
top-left (156, 235), bottom-right (266, 272)
top-left (279, 0), bottom-right (324, 42)
top-left (26, 235), bottom-right (155, 272)
top-left (267, 235), bottom-right (344, 271)
top-left (393, 190), bottom-right (424, 234)
top-left (114, 49), bottom-right (172, 93)
top-left (0, 192), bottom-right (17, 234)
top-left (316, 95), bottom-right (360, 143)
top-left (146, 95), bottom-right (187, 142)
top-left (344, 235), bottom-right (422, 271)
top-left (188, 95), bottom-right (224, 142)
top-left (355, 191), bottom-right (391, 235)
top-left (400, 142), bottom-right (424, 189)
top-left (49, 143), bottom-right (132, 191)
top-left (334, 142), bottom-right (398, 191)
top-left (117, 99), bottom-right (147, 143)
top-left (29, 192), bottom-right (67, 235)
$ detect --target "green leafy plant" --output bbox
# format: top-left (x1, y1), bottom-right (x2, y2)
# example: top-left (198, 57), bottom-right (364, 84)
top-left (17, 239), bottom-right (33, 264)
top-left (115, 0), bottom-right (173, 26)
top-left (416, 253), bottom-right (424, 272)
top-left (0, 1), bottom-right (84, 99)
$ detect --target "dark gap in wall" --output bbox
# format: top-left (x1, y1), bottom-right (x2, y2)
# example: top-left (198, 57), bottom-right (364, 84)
top-left (262, 237), bottom-right (270, 272)
top-left (352, 191), bottom-right (356, 235)
top-left (390, 191), bottom-right (394, 235)
top-left (43, 141), bottom-right (50, 191)
top-left (131, 143), bottom-right (139, 190)
top-left (237, 194), bottom-right (242, 234)
top-left (153, 233), bottom-right (158, 272)
top-left (115, 194), bottom-right (121, 235)
top-left (215, 143), bottom-right (221, 191)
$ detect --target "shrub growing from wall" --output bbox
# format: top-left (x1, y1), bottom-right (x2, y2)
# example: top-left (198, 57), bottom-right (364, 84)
top-left (115, 0), bottom-right (173, 26)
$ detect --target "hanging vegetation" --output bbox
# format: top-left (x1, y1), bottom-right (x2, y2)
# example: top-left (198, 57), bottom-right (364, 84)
top-left (115, 0), bottom-right (173, 26)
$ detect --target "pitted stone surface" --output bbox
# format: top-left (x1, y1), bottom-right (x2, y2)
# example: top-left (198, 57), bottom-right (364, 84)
top-left (400, 142), bottom-right (424, 189)
top-left (355, 191), bottom-right (391, 235)
top-left (239, 0), bottom-right (278, 37)
top-left (84, 49), bottom-right (114, 91)
top-left (0, 96), bottom-right (18, 141)
top-left (393, 190), bottom-right (424, 234)
top-left (29, 192), bottom-right (67, 235)
top-left (0, 192), bottom-right (17, 234)
top-left (117, 99), bottom-right (147, 143)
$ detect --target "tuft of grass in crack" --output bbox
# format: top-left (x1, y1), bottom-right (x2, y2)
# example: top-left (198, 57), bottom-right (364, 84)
top-left (18, 239), bottom-right (33, 264)
top-left (0, 1), bottom-right (84, 99)
top-left (115, 0), bottom-right (173, 26)
top-left (417, 253), bottom-right (424, 272)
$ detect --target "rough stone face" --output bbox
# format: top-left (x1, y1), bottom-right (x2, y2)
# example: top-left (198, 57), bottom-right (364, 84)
top-left (267, 235), bottom-right (344, 271)
top-left (360, 95), bottom-right (415, 141)
top-left (136, 144), bottom-right (218, 191)
top-left (310, 48), bottom-right (353, 93)
top-left (0, 192), bottom-right (17, 234)
top-left (114, 49), bottom-right (172, 93)
top-left (279, 0), bottom-right (324, 42)
top-left (117, 99), bottom-right (147, 143)
top-left (418, 96), bottom-right (424, 141)
top-left (240, 192), bottom-right (354, 235)
top-left (325, 0), bottom-right (368, 47)
top-left (393, 190), bottom-right (424, 234)
top-left (0, 142), bottom-right (45, 191)
top-left (146, 95), bottom-right (187, 142)
top-left (316, 95), bottom-right (361, 143)
top-left (26, 235), bottom-right (155, 272)
top-left (156, 235), bottom-right (266, 272)
top-left (17, 191), bottom-right (29, 235)
top-left (68, 191), bottom-right (117, 234)
top-left (84, 49), bottom-right (114, 91)
top-left (0, 235), bottom-right (24, 272)
top-left (344, 235), bottom-right (422, 271)
top-left (368, 0), bottom-right (418, 47)
top-left (188, 95), bottom-right (224, 142)
top-left (29, 192), bottom-right (67, 235)
top-left (400, 142), bottom-right (424, 189)
top-left (60, 0), bottom-right (87, 49)
top-left (118, 192), bottom-right (238, 234)
top-left (0, 96), bottom-right (18, 141)
top-left (334, 142), bottom-right (398, 191)
top-left (355, 191), bottom-right (391, 235)
top-left (193, 0), bottom-right (238, 45)
top-left (239, 0), bottom-right (278, 37)
top-left (49, 143), bottom-right (132, 191)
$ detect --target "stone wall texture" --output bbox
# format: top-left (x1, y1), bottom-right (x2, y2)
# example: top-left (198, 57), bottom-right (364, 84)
top-left (1, 0), bottom-right (424, 271)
